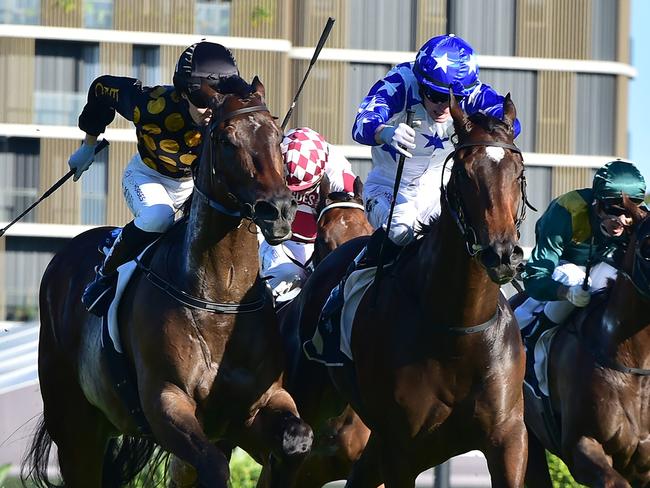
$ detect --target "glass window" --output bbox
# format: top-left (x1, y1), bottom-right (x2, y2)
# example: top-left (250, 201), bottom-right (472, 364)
top-left (83, 0), bottom-right (113, 29)
top-left (447, 0), bottom-right (516, 56)
top-left (347, 0), bottom-right (414, 51)
top-left (81, 143), bottom-right (108, 225)
top-left (478, 69), bottom-right (537, 152)
top-left (518, 165), bottom-right (552, 249)
top-left (575, 74), bottom-right (615, 155)
top-left (591, 0), bottom-right (617, 61)
top-left (0, 0), bottom-right (40, 25)
top-left (195, 0), bottom-right (231, 36)
top-left (0, 137), bottom-right (39, 224)
top-left (4, 237), bottom-right (67, 321)
top-left (132, 45), bottom-right (161, 87)
top-left (348, 158), bottom-right (372, 182)
top-left (34, 40), bottom-right (100, 126)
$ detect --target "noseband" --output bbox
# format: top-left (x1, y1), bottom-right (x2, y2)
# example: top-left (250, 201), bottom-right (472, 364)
top-left (192, 102), bottom-right (272, 222)
top-left (440, 141), bottom-right (536, 256)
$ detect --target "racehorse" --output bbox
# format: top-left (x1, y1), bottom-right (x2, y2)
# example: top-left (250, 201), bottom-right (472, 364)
top-left (23, 77), bottom-right (314, 488)
top-left (523, 195), bottom-right (650, 488)
top-left (293, 93), bottom-right (529, 487)
top-left (313, 174), bottom-right (373, 266)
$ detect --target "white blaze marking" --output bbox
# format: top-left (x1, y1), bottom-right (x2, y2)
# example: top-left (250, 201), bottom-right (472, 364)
top-left (485, 146), bottom-right (505, 163)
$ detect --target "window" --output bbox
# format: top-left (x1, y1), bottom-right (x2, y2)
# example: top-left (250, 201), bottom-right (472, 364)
top-left (81, 143), bottom-right (108, 225)
top-left (575, 74), bottom-right (615, 155)
top-left (591, 0), bottom-right (617, 61)
top-left (0, 0), bottom-right (40, 25)
top-left (4, 237), bottom-right (67, 321)
top-left (195, 0), bottom-right (231, 36)
top-left (132, 45), bottom-right (161, 87)
top-left (447, 0), bottom-right (516, 56)
top-left (83, 0), bottom-right (113, 29)
top-left (518, 165), bottom-right (552, 249)
top-left (0, 137), bottom-right (39, 224)
top-left (347, 0), bottom-right (414, 51)
top-left (34, 40), bottom-right (100, 126)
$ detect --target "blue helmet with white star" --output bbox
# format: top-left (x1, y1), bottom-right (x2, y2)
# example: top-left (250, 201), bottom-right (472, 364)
top-left (414, 34), bottom-right (479, 98)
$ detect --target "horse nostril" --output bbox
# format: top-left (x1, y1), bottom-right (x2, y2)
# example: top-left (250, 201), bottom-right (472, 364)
top-left (253, 200), bottom-right (280, 221)
top-left (510, 245), bottom-right (524, 265)
top-left (282, 199), bottom-right (298, 220)
top-left (480, 249), bottom-right (500, 268)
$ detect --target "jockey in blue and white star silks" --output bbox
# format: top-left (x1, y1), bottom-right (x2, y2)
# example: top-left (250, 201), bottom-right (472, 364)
top-left (353, 34), bottom-right (522, 246)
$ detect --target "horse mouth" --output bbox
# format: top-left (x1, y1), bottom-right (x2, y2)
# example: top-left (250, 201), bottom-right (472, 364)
top-left (264, 230), bottom-right (292, 246)
top-left (486, 265), bottom-right (516, 285)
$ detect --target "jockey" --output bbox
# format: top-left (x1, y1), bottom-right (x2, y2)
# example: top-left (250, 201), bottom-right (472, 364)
top-left (515, 160), bottom-right (647, 334)
top-left (68, 41), bottom-right (240, 315)
top-left (352, 33), bottom-right (521, 262)
top-left (259, 127), bottom-right (357, 302)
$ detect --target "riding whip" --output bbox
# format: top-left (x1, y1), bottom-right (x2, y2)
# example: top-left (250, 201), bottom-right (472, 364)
top-left (372, 109), bottom-right (416, 303)
top-left (0, 139), bottom-right (110, 238)
top-left (280, 17), bottom-right (335, 130)
top-left (582, 235), bottom-right (595, 290)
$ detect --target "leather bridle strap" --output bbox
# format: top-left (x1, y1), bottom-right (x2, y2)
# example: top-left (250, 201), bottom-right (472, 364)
top-left (317, 202), bottom-right (365, 222)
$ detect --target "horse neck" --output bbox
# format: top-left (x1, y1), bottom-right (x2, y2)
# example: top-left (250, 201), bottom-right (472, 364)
top-left (417, 207), bottom-right (500, 327)
top-left (180, 195), bottom-right (260, 302)
top-left (600, 276), bottom-right (650, 366)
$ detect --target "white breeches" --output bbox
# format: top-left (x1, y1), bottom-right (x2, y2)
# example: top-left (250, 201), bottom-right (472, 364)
top-left (122, 154), bottom-right (194, 233)
top-left (515, 261), bottom-right (618, 328)
top-left (259, 240), bottom-right (314, 301)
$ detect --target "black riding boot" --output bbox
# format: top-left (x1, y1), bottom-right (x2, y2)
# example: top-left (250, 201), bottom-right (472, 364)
top-left (82, 221), bottom-right (160, 316)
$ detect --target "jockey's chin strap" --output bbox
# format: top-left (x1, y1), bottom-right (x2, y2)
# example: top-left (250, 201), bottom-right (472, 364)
top-left (192, 104), bottom-right (271, 222)
top-left (440, 140), bottom-right (536, 257)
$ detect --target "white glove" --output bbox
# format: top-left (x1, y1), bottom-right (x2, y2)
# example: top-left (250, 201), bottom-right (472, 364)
top-left (68, 142), bottom-right (97, 181)
top-left (379, 123), bottom-right (416, 158)
top-left (565, 285), bottom-right (591, 307)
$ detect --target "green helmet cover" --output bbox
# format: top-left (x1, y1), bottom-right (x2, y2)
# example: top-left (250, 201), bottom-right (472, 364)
top-left (592, 160), bottom-right (646, 203)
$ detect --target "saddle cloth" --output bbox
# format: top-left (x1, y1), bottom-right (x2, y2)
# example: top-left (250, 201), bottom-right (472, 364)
top-left (304, 266), bottom-right (376, 366)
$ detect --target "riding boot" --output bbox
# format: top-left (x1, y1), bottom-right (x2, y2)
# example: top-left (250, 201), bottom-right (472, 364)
top-left (524, 311), bottom-right (558, 382)
top-left (82, 221), bottom-right (161, 316)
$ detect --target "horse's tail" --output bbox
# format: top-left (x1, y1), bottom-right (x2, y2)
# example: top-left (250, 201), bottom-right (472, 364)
top-left (21, 416), bottom-right (60, 488)
top-left (103, 436), bottom-right (168, 487)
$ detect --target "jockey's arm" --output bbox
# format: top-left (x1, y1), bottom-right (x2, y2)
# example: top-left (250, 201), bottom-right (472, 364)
top-left (325, 144), bottom-right (357, 193)
top-left (522, 202), bottom-right (574, 301)
top-left (78, 75), bottom-right (145, 136)
top-left (463, 83), bottom-right (522, 138)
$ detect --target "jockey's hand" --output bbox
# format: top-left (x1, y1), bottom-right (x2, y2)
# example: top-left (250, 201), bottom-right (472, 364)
top-left (68, 142), bottom-right (97, 181)
top-left (566, 284), bottom-right (591, 307)
top-left (379, 123), bottom-right (416, 158)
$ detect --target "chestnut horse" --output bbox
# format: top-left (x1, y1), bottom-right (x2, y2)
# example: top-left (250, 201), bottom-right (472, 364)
top-left (524, 196), bottom-right (650, 488)
top-left (294, 94), bottom-right (529, 487)
top-left (23, 77), bottom-right (314, 488)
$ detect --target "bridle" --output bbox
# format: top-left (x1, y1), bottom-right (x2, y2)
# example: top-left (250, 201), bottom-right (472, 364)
top-left (192, 101), bottom-right (274, 223)
top-left (317, 201), bottom-right (365, 222)
top-left (440, 140), bottom-right (536, 256)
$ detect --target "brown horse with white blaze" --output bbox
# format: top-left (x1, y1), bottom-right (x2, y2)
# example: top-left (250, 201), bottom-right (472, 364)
top-left (524, 196), bottom-right (650, 488)
top-left (23, 77), bottom-right (313, 488)
top-left (294, 93), bottom-right (529, 487)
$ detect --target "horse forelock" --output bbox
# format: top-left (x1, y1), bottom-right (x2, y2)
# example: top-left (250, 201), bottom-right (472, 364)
top-left (467, 112), bottom-right (512, 140)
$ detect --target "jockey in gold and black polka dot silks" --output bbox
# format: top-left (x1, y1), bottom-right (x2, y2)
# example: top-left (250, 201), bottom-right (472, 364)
top-left (78, 76), bottom-right (203, 179)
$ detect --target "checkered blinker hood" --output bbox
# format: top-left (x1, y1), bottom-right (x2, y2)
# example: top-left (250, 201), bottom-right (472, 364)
top-left (281, 127), bottom-right (329, 192)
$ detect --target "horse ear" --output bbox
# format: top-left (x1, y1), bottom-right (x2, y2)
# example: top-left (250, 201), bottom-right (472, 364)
top-left (449, 86), bottom-right (471, 137)
top-left (622, 193), bottom-right (648, 224)
top-left (199, 80), bottom-right (224, 109)
top-left (251, 76), bottom-right (266, 99)
top-left (503, 93), bottom-right (517, 131)
top-left (353, 176), bottom-right (364, 200)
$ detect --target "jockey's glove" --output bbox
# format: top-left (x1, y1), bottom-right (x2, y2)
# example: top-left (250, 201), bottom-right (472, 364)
top-left (68, 141), bottom-right (97, 181)
top-left (379, 123), bottom-right (416, 158)
top-left (565, 284), bottom-right (591, 307)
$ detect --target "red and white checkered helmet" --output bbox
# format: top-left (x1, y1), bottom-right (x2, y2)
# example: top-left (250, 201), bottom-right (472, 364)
top-left (281, 127), bottom-right (329, 192)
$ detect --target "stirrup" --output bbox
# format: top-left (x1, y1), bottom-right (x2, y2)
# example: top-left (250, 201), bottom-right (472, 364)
top-left (82, 269), bottom-right (117, 317)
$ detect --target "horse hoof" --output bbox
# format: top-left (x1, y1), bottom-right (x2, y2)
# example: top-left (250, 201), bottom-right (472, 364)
top-left (282, 420), bottom-right (314, 456)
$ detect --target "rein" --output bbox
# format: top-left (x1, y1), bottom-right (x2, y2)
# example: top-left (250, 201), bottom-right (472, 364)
top-left (440, 140), bottom-right (536, 256)
top-left (444, 310), bottom-right (499, 335)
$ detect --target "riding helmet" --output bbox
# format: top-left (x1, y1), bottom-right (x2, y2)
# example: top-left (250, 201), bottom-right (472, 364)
top-left (592, 159), bottom-right (646, 203)
top-left (173, 41), bottom-right (239, 96)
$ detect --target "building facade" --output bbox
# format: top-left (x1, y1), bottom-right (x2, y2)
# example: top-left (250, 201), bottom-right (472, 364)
top-left (0, 0), bottom-right (634, 320)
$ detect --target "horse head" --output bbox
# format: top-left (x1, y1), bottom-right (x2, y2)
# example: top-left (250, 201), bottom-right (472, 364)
top-left (196, 76), bottom-right (297, 245)
top-left (619, 194), bottom-right (650, 298)
top-left (446, 91), bottom-right (526, 284)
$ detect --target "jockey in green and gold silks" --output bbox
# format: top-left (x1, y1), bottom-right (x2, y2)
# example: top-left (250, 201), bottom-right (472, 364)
top-left (515, 160), bottom-right (646, 330)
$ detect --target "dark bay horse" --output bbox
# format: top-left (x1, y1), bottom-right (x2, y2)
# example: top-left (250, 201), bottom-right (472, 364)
top-left (292, 94), bottom-right (529, 487)
top-left (524, 196), bottom-right (650, 488)
top-left (313, 174), bottom-right (373, 266)
top-left (23, 77), bottom-right (314, 488)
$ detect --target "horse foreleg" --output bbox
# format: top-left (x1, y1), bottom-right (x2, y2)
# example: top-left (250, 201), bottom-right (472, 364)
top-left (524, 431), bottom-right (552, 488)
top-left (568, 436), bottom-right (630, 488)
top-left (242, 388), bottom-right (313, 488)
top-left (169, 441), bottom-right (234, 488)
top-left (345, 431), bottom-right (384, 488)
top-left (143, 384), bottom-right (229, 488)
top-left (483, 417), bottom-right (528, 488)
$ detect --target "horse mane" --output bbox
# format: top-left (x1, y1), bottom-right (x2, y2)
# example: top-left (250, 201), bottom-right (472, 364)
top-left (467, 112), bottom-right (512, 138)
